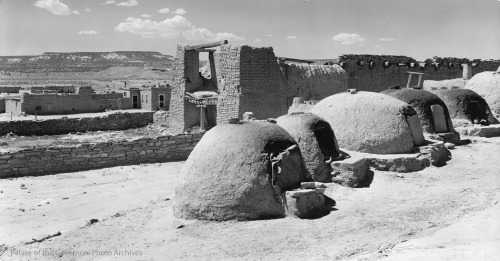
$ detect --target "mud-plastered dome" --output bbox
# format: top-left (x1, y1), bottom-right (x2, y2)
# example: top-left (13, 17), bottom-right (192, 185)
top-left (432, 89), bottom-right (499, 125)
top-left (309, 91), bottom-right (424, 154)
top-left (276, 112), bottom-right (340, 182)
top-left (381, 87), bottom-right (455, 134)
top-left (465, 70), bottom-right (500, 114)
top-left (174, 120), bottom-right (310, 221)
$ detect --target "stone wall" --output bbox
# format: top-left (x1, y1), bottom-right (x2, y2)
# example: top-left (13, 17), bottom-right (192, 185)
top-left (0, 133), bottom-right (204, 178)
top-left (338, 55), bottom-right (500, 92)
top-left (0, 111), bottom-right (154, 136)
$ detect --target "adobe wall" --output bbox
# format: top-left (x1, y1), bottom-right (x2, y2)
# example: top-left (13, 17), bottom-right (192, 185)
top-left (168, 45), bottom-right (189, 133)
top-left (0, 133), bottom-right (204, 178)
top-left (215, 45), bottom-right (347, 121)
top-left (0, 111), bottom-right (154, 136)
top-left (0, 87), bottom-right (21, 93)
top-left (338, 55), bottom-right (500, 92)
top-left (8, 93), bottom-right (133, 115)
top-left (214, 45), bottom-right (241, 122)
top-left (141, 88), bottom-right (171, 111)
top-left (282, 63), bottom-right (348, 105)
top-left (239, 46), bottom-right (288, 119)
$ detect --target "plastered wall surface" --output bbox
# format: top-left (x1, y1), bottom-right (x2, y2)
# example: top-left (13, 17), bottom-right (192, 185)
top-left (338, 55), bottom-right (500, 92)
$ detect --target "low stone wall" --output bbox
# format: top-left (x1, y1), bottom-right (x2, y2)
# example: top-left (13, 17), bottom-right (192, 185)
top-left (0, 111), bottom-right (154, 136)
top-left (0, 133), bottom-right (204, 178)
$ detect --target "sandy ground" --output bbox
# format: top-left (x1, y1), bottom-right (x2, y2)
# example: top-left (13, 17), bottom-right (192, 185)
top-left (0, 137), bottom-right (499, 260)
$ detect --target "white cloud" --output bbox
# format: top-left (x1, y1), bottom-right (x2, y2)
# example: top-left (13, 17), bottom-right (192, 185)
top-left (286, 35), bottom-right (297, 39)
top-left (100, 0), bottom-right (116, 5)
top-left (266, 34), bottom-right (273, 37)
top-left (331, 33), bottom-right (365, 45)
top-left (141, 14), bottom-right (151, 18)
top-left (158, 8), bottom-right (170, 14)
top-left (379, 37), bottom-right (395, 41)
top-left (101, 0), bottom-right (138, 7)
top-left (33, 0), bottom-right (79, 15)
top-left (374, 44), bottom-right (382, 48)
top-left (173, 8), bottom-right (186, 15)
top-left (254, 39), bottom-right (262, 43)
top-left (116, 0), bottom-right (138, 7)
top-left (85, 8), bottom-right (91, 12)
top-left (77, 30), bottom-right (98, 35)
top-left (115, 15), bottom-right (245, 41)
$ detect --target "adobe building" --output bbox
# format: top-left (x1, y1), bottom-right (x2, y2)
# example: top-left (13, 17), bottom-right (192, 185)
top-left (168, 41), bottom-right (348, 134)
top-left (118, 84), bottom-right (171, 110)
top-left (5, 86), bottom-right (133, 115)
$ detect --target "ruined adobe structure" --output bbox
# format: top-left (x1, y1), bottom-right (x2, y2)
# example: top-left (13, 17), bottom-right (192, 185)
top-left (168, 43), bottom-right (348, 133)
top-left (339, 55), bottom-right (500, 92)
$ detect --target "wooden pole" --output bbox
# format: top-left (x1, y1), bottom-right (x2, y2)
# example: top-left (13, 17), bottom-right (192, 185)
top-left (406, 74), bottom-right (413, 88)
top-left (186, 40), bottom-right (228, 50)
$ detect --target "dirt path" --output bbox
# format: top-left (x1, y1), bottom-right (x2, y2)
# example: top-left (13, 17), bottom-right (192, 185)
top-left (1, 137), bottom-right (499, 260)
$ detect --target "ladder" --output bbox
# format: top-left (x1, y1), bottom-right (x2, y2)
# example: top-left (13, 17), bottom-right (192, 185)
top-left (117, 98), bottom-right (123, 110)
top-left (406, 71), bottom-right (424, 89)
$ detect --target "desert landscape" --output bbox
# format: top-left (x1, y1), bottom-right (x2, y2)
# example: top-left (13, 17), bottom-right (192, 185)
top-left (1, 0), bottom-right (500, 260)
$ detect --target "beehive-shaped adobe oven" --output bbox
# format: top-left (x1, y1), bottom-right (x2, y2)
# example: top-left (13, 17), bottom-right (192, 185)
top-left (309, 91), bottom-right (425, 154)
top-left (174, 120), bottom-right (310, 221)
top-left (432, 89), bottom-right (499, 125)
top-left (465, 69), bottom-right (500, 114)
top-left (380, 87), bottom-right (455, 134)
top-left (276, 112), bottom-right (341, 182)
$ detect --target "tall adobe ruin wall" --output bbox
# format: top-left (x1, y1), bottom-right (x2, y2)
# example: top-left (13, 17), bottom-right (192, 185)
top-left (214, 45), bottom-right (347, 121)
top-left (339, 54), bottom-right (500, 92)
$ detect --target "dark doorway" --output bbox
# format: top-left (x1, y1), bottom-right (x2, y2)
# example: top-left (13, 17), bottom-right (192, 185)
top-left (132, 95), bottom-right (138, 108)
top-left (313, 121), bottom-right (340, 160)
top-left (159, 94), bottom-right (165, 108)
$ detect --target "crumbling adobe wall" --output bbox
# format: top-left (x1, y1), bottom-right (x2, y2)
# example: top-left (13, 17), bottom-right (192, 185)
top-left (0, 111), bottom-right (154, 136)
top-left (281, 63), bottom-right (348, 106)
top-left (0, 133), bottom-right (203, 178)
top-left (238, 46), bottom-right (288, 119)
top-left (215, 45), bottom-right (347, 121)
top-left (214, 44), bottom-right (241, 123)
top-left (167, 45), bottom-right (189, 133)
top-left (339, 55), bottom-right (500, 91)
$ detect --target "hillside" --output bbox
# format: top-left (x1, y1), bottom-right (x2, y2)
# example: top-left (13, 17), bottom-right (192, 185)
top-left (0, 51), bottom-right (174, 73)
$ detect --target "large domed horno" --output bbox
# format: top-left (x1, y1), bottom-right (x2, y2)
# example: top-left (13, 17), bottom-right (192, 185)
top-left (310, 91), bottom-right (424, 154)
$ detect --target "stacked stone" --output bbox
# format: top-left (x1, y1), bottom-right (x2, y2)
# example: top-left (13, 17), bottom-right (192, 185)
top-left (0, 112), bottom-right (154, 136)
top-left (0, 133), bottom-right (204, 178)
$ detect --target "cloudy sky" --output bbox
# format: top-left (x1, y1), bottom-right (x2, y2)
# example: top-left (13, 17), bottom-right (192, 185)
top-left (0, 0), bottom-right (499, 60)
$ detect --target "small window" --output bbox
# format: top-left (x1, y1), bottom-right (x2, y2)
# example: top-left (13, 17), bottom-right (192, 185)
top-left (124, 92), bottom-right (127, 97)
top-left (146, 95), bottom-right (148, 103)
top-left (35, 106), bottom-right (42, 111)
top-left (141, 95), bottom-right (144, 103)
